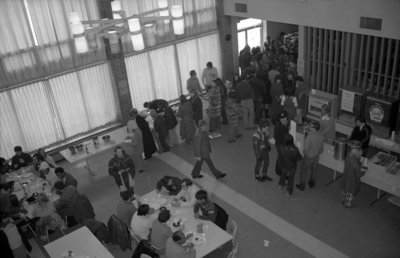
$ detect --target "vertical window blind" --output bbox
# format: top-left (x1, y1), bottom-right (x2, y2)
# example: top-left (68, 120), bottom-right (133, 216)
top-left (0, 63), bottom-right (118, 158)
top-left (304, 27), bottom-right (400, 98)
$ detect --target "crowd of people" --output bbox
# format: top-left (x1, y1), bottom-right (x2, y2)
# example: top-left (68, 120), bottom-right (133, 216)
top-left (0, 32), bottom-right (372, 258)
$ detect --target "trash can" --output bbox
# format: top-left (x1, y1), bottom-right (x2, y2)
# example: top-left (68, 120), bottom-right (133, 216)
top-left (347, 140), bottom-right (362, 157)
top-left (334, 137), bottom-right (347, 160)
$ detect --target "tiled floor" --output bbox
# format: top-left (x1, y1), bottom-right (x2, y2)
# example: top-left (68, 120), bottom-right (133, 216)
top-left (28, 116), bottom-right (400, 258)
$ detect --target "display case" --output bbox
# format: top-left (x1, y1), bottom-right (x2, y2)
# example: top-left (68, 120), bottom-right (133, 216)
top-left (306, 89), bottom-right (338, 121)
top-left (363, 94), bottom-right (399, 138)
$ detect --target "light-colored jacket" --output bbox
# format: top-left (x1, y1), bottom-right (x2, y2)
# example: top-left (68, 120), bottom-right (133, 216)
top-left (175, 184), bottom-right (200, 207)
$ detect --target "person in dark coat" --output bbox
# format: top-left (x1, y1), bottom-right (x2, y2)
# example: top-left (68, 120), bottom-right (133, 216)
top-left (274, 111), bottom-right (290, 176)
top-left (191, 120), bottom-right (226, 179)
top-left (349, 117), bottom-right (372, 157)
top-left (279, 135), bottom-right (302, 196)
top-left (151, 109), bottom-right (170, 153)
top-left (129, 109), bottom-right (157, 160)
top-left (11, 146), bottom-right (33, 170)
top-left (156, 176), bottom-right (182, 196)
top-left (177, 95), bottom-right (196, 143)
top-left (108, 146), bottom-right (136, 194)
top-left (340, 149), bottom-right (366, 208)
top-left (55, 167), bottom-right (78, 188)
top-left (189, 90), bottom-right (203, 127)
top-left (253, 120), bottom-right (272, 182)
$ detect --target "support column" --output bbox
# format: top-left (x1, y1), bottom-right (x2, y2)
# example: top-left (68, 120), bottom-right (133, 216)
top-left (97, 0), bottom-right (133, 124)
top-left (215, 0), bottom-right (236, 81)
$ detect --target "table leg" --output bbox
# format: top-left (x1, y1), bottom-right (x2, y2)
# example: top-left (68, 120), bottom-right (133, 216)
top-left (326, 170), bottom-right (342, 186)
top-left (369, 189), bottom-right (386, 206)
top-left (84, 158), bottom-right (96, 177)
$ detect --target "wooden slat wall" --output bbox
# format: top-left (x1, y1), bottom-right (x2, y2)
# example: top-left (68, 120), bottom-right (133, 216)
top-left (303, 26), bottom-right (400, 97)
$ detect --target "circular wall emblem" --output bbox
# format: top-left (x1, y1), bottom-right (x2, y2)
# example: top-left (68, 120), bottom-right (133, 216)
top-left (369, 104), bottom-right (384, 123)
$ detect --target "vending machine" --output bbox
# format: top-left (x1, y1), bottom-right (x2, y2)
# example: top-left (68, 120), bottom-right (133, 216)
top-left (306, 90), bottom-right (338, 121)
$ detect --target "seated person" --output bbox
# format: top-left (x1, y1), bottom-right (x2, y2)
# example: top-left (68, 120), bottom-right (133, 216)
top-left (349, 117), bottom-right (372, 157)
top-left (156, 176), bottom-right (182, 195)
top-left (194, 190), bottom-right (216, 222)
top-left (173, 178), bottom-right (200, 207)
top-left (1, 213), bottom-right (29, 258)
top-left (0, 157), bottom-right (11, 175)
top-left (32, 193), bottom-right (65, 241)
top-left (11, 146), bottom-right (33, 170)
top-left (116, 191), bottom-right (139, 226)
top-left (39, 161), bottom-right (57, 186)
top-left (53, 182), bottom-right (95, 223)
top-left (165, 231), bottom-right (196, 258)
top-left (37, 148), bottom-right (57, 168)
top-left (150, 210), bottom-right (173, 253)
top-left (130, 204), bottom-right (155, 240)
top-left (55, 167), bottom-right (78, 188)
top-left (0, 181), bottom-right (14, 214)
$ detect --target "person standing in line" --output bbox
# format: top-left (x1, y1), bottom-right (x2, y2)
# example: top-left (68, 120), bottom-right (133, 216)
top-left (294, 76), bottom-right (310, 125)
top-left (162, 103), bottom-right (179, 147)
top-left (340, 148), bottom-right (366, 208)
top-left (191, 120), bottom-right (226, 179)
top-left (296, 122), bottom-right (324, 191)
top-left (189, 90), bottom-right (203, 127)
top-left (236, 75), bottom-right (256, 130)
top-left (129, 122), bottom-right (145, 173)
top-left (319, 104), bottom-right (336, 144)
top-left (270, 75), bottom-right (284, 124)
top-left (151, 109), bottom-right (170, 153)
top-left (186, 70), bottom-right (202, 95)
top-left (207, 80), bottom-right (222, 136)
top-left (129, 109), bottom-right (157, 160)
top-left (177, 95), bottom-right (196, 143)
top-left (349, 117), bottom-right (372, 157)
top-left (278, 135), bottom-right (302, 196)
top-left (215, 78), bottom-right (228, 125)
top-left (201, 62), bottom-right (219, 93)
top-left (253, 120), bottom-right (273, 182)
top-left (225, 90), bottom-right (242, 143)
top-left (249, 72), bottom-right (267, 123)
top-left (280, 87), bottom-right (298, 122)
top-left (274, 111), bottom-right (290, 176)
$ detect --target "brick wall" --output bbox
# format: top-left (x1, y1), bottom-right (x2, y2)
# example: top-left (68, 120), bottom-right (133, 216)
top-left (97, 0), bottom-right (133, 124)
top-left (215, 0), bottom-right (237, 81)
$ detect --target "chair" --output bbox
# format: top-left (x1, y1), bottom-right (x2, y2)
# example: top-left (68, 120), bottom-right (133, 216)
top-left (227, 243), bottom-right (239, 258)
top-left (128, 226), bottom-right (141, 249)
top-left (45, 224), bottom-right (66, 243)
top-left (227, 219), bottom-right (238, 244)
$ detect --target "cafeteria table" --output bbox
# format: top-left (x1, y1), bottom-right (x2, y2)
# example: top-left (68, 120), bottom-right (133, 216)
top-left (44, 226), bottom-right (114, 258)
top-left (141, 190), bottom-right (233, 258)
top-left (59, 126), bottom-right (128, 177)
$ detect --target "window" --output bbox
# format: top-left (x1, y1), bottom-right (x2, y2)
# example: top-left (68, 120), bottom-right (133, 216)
top-left (237, 18), bottom-right (263, 53)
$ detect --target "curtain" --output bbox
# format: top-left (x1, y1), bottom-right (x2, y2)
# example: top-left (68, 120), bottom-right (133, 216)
top-left (49, 72), bottom-right (91, 138)
top-left (0, 92), bottom-right (25, 159)
top-left (125, 53), bottom-right (155, 109)
top-left (149, 46), bottom-right (180, 100)
top-left (0, 0), bottom-right (40, 88)
top-left (0, 63), bottom-right (119, 158)
top-left (78, 63), bottom-right (119, 128)
top-left (10, 81), bottom-right (62, 151)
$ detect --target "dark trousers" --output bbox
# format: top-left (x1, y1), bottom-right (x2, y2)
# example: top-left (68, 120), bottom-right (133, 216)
top-left (191, 158), bottom-right (223, 178)
top-left (255, 151), bottom-right (269, 177)
top-left (279, 167), bottom-right (296, 194)
top-left (254, 98), bottom-right (263, 122)
top-left (299, 156), bottom-right (319, 187)
top-left (158, 133), bottom-right (170, 152)
top-left (221, 99), bottom-right (228, 124)
top-left (275, 149), bottom-right (283, 176)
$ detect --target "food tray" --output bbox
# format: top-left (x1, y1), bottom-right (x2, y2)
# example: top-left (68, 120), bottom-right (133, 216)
top-left (371, 152), bottom-right (397, 172)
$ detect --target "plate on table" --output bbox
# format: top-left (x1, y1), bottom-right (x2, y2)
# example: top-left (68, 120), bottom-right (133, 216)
top-left (188, 233), bottom-right (206, 245)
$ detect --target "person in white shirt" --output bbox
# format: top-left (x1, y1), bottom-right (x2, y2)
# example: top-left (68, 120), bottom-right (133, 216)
top-left (130, 204), bottom-right (155, 240)
top-left (201, 61), bottom-right (219, 92)
top-left (172, 178), bottom-right (200, 208)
